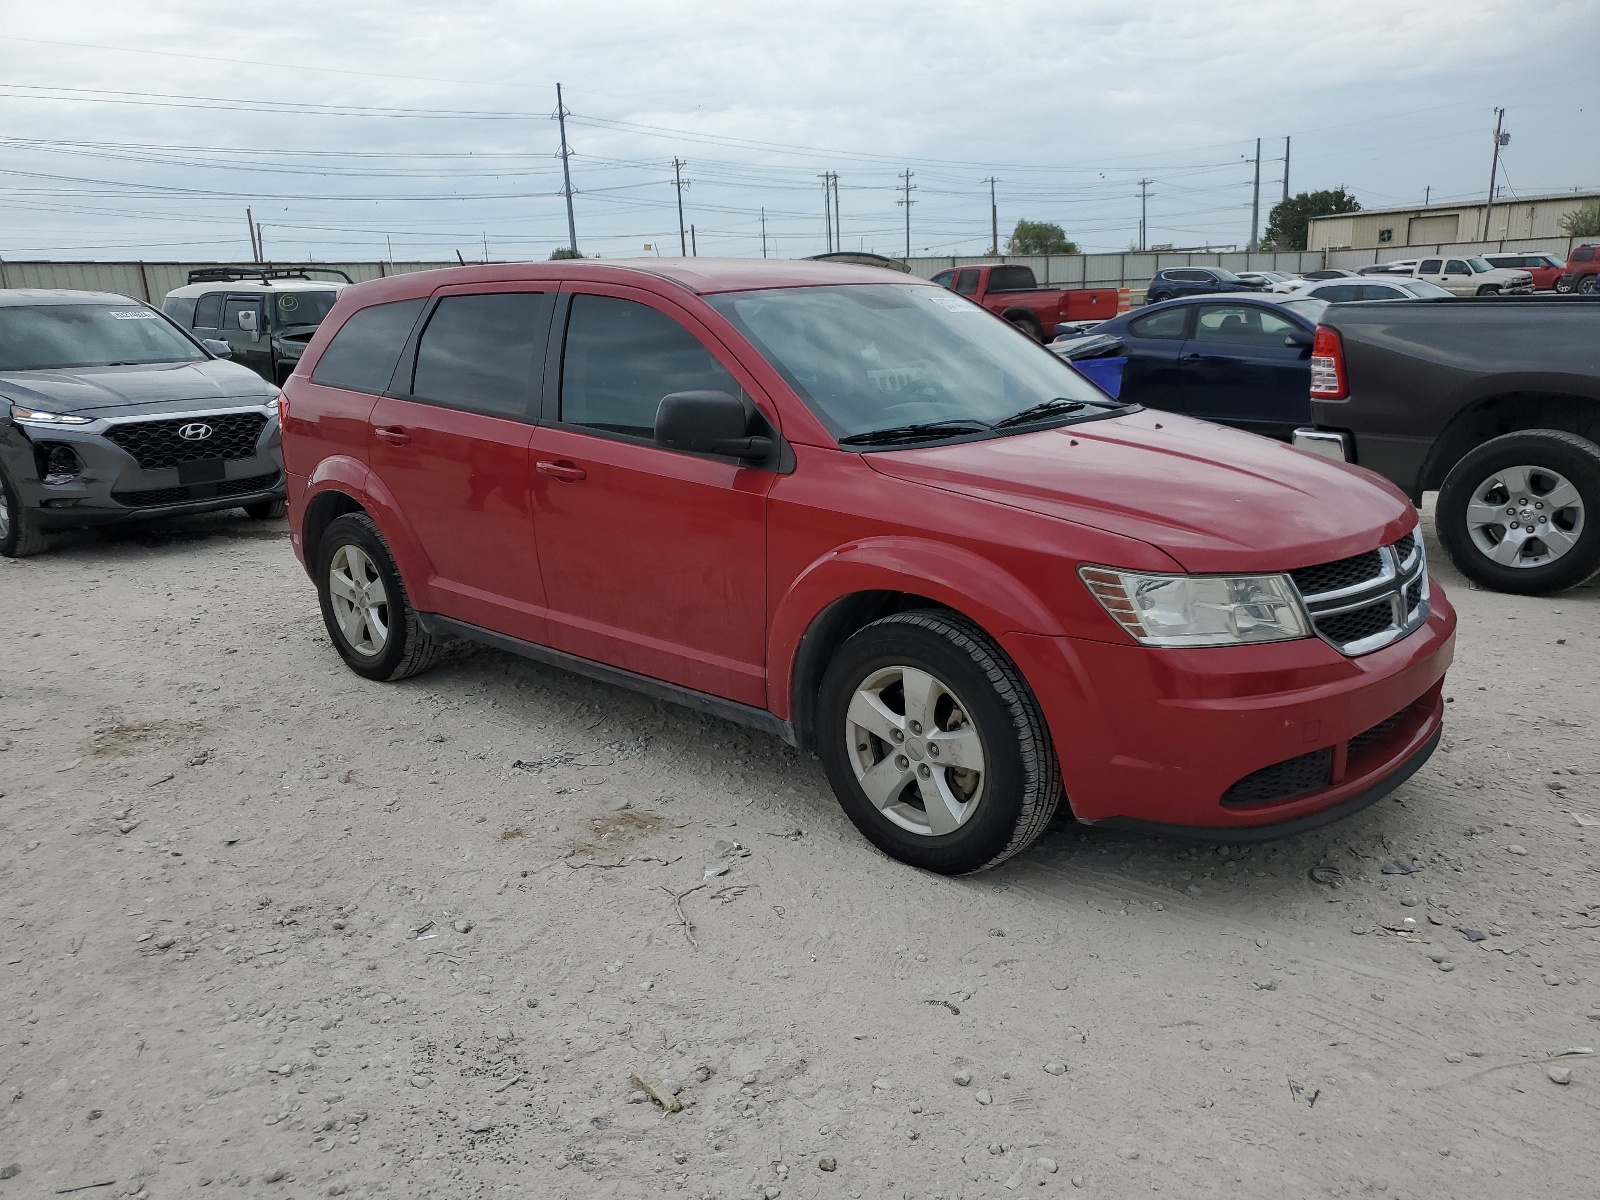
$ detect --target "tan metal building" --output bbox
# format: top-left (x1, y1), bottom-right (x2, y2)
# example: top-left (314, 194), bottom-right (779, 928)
top-left (1307, 190), bottom-right (1600, 251)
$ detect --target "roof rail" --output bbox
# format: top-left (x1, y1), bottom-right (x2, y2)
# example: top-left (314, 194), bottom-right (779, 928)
top-left (185, 265), bottom-right (355, 285)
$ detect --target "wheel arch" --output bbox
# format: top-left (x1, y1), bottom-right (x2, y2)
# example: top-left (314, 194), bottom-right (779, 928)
top-left (999, 307), bottom-right (1044, 336)
top-left (300, 457), bottom-right (435, 599)
top-left (1420, 390), bottom-right (1600, 494)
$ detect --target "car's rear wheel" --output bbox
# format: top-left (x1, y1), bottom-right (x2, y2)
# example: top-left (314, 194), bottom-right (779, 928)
top-left (243, 499), bottom-right (287, 520)
top-left (0, 464), bottom-right (51, 558)
top-left (1554, 275), bottom-right (1575, 294)
top-left (1007, 313), bottom-right (1044, 342)
top-left (1145, 290), bottom-right (1171, 304)
top-left (816, 609), bottom-right (1062, 874)
top-left (1436, 430), bottom-right (1600, 595)
top-left (316, 512), bottom-right (447, 680)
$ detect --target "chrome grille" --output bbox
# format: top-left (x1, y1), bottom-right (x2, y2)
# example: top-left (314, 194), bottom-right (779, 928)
top-left (1291, 532), bottom-right (1429, 656)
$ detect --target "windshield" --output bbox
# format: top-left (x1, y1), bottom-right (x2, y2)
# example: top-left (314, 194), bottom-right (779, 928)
top-left (270, 289), bottom-right (340, 329)
top-left (1398, 280), bottom-right (1453, 298)
top-left (0, 304), bottom-right (205, 371)
top-left (1467, 257), bottom-right (1495, 273)
top-left (707, 284), bottom-right (1119, 442)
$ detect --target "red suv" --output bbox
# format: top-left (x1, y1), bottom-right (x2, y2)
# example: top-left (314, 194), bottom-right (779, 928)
top-left (281, 260), bottom-right (1456, 874)
top-left (1556, 244), bottom-right (1598, 294)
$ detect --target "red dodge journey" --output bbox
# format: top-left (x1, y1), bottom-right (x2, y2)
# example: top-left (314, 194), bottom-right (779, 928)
top-left (280, 259), bottom-right (1455, 874)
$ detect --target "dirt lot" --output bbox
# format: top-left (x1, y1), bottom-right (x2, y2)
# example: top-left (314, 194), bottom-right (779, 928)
top-left (1, 506), bottom-right (1596, 1200)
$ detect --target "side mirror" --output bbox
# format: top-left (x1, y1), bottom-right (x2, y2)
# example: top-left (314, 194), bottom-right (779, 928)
top-left (237, 309), bottom-right (258, 332)
top-left (1284, 329), bottom-right (1314, 348)
top-left (202, 339), bottom-right (233, 358)
top-left (655, 390), bottom-right (773, 462)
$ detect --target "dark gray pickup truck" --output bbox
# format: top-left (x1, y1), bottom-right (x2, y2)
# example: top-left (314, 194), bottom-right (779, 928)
top-left (1292, 295), bottom-right (1600, 595)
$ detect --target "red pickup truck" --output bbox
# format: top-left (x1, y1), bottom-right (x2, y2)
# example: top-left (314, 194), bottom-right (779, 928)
top-left (929, 264), bottom-right (1120, 340)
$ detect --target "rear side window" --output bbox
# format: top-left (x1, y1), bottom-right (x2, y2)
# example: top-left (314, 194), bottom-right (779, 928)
top-left (988, 266), bottom-right (1034, 291)
top-left (1574, 246), bottom-right (1596, 262)
top-left (560, 294), bottom-right (737, 439)
top-left (1357, 284), bottom-right (1401, 300)
top-left (1127, 307), bottom-right (1188, 339)
top-left (1315, 283), bottom-right (1362, 303)
top-left (193, 294), bottom-right (223, 329)
top-left (1419, 259), bottom-right (1442, 274)
top-left (410, 292), bottom-right (552, 419)
top-left (311, 298), bottom-right (425, 395)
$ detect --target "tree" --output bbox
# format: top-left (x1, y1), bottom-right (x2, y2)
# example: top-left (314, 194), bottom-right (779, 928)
top-left (1263, 187), bottom-right (1362, 251)
top-left (1559, 202), bottom-right (1600, 238)
top-left (549, 247), bottom-right (584, 260)
top-left (1006, 219), bottom-right (1079, 255)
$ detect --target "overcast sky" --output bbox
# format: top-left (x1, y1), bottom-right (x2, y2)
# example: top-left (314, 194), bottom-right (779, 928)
top-left (2, 0), bottom-right (1596, 263)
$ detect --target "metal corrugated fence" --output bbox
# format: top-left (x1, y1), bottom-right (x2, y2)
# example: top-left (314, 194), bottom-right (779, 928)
top-left (0, 261), bottom-right (451, 301)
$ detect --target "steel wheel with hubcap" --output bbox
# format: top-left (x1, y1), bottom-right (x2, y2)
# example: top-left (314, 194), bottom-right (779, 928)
top-left (1438, 430), bottom-right (1600, 595)
top-left (315, 511), bottom-right (448, 680)
top-left (818, 609), bottom-right (1062, 874)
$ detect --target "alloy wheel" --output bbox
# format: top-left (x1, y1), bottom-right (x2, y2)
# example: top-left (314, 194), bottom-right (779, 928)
top-left (845, 664), bottom-right (987, 836)
top-left (1464, 463), bottom-right (1586, 568)
top-left (0, 488), bottom-right (10, 543)
top-left (326, 543), bottom-right (390, 657)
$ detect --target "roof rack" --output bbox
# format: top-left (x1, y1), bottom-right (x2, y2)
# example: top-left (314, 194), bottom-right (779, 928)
top-left (186, 265), bottom-right (355, 285)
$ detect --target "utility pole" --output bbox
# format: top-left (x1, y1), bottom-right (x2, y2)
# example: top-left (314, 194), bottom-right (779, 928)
top-left (897, 170), bottom-right (916, 260)
top-left (555, 83), bottom-right (578, 256)
top-left (819, 173), bottom-right (834, 252)
top-left (1249, 137), bottom-right (1262, 251)
top-left (983, 177), bottom-right (999, 254)
top-left (1137, 179), bottom-right (1152, 252)
top-left (1482, 107), bottom-right (1509, 240)
top-left (832, 173), bottom-right (841, 253)
top-left (1424, 185), bottom-right (1431, 206)
top-left (673, 158), bottom-right (688, 256)
top-left (690, 224), bottom-right (698, 257)
top-left (1281, 135), bottom-right (1291, 203)
top-left (245, 207), bottom-right (259, 262)
top-left (256, 224), bottom-right (266, 262)
top-left (760, 207), bottom-right (768, 259)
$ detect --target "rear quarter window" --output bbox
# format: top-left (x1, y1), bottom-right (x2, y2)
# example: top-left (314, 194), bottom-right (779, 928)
top-left (311, 299), bottom-right (426, 394)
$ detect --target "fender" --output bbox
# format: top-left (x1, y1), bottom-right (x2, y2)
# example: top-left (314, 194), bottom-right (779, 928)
top-left (303, 456), bottom-right (439, 608)
top-left (765, 535), bottom-right (1064, 720)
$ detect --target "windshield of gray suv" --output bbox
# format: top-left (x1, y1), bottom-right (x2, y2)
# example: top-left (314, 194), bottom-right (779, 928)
top-left (271, 289), bottom-right (340, 329)
top-left (708, 284), bottom-right (1123, 445)
top-left (0, 304), bottom-right (206, 371)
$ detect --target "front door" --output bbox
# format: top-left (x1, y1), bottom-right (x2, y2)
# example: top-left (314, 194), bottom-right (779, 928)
top-left (366, 288), bottom-right (555, 644)
top-left (527, 287), bottom-right (773, 707)
top-left (1176, 303), bottom-right (1311, 438)
top-left (221, 294), bottom-right (273, 382)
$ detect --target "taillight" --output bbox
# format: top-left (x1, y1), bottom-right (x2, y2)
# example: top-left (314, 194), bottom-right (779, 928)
top-left (1310, 325), bottom-right (1347, 400)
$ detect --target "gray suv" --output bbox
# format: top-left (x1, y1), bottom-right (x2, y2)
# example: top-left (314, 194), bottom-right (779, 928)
top-left (163, 267), bottom-right (349, 385)
top-left (0, 289), bottom-right (285, 557)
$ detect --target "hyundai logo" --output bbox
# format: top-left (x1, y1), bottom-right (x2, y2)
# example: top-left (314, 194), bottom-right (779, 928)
top-left (177, 422), bottom-right (214, 442)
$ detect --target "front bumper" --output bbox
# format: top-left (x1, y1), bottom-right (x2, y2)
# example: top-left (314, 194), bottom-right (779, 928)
top-left (0, 405), bottom-right (283, 528)
top-left (1001, 585), bottom-right (1456, 834)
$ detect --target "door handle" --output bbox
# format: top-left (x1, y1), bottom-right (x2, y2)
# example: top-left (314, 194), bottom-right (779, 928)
top-left (374, 426), bottom-right (411, 446)
top-left (1180, 353), bottom-right (1204, 364)
top-left (536, 460), bottom-right (587, 483)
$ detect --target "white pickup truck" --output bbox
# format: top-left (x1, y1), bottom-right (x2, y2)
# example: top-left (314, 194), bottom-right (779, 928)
top-left (1411, 255), bottom-right (1534, 296)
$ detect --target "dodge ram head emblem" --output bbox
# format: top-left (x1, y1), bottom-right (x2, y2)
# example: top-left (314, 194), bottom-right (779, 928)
top-left (178, 422), bottom-right (214, 441)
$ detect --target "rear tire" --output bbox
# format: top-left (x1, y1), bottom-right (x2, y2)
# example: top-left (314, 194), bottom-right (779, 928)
top-left (315, 512), bottom-right (447, 681)
top-left (1436, 430), bottom-right (1600, 595)
top-left (816, 609), bottom-right (1062, 874)
top-left (1007, 314), bottom-right (1045, 343)
top-left (1554, 275), bottom-right (1575, 294)
top-left (243, 498), bottom-right (287, 520)
top-left (0, 464), bottom-right (51, 558)
top-left (1145, 290), bottom-right (1171, 305)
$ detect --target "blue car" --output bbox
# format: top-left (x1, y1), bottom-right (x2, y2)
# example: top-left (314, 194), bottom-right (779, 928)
top-left (1143, 266), bottom-right (1263, 304)
top-left (1051, 295), bottom-right (1323, 442)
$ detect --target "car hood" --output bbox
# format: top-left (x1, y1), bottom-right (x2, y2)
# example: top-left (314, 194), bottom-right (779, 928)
top-left (864, 410), bottom-right (1415, 574)
top-left (0, 359), bottom-right (278, 416)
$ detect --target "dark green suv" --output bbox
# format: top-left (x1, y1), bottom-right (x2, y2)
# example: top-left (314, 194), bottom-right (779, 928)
top-left (162, 267), bottom-right (350, 385)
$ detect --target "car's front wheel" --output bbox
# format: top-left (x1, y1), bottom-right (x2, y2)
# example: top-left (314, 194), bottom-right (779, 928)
top-left (315, 512), bottom-right (447, 680)
top-left (0, 464), bottom-right (50, 558)
top-left (1578, 275), bottom-right (1600, 296)
top-left (1436, 430), bottom-right (1600, 595)
top-left (1475, 284), bottom-right (1500, 296)
top-left (816, 610), bottom-right (1062, 874)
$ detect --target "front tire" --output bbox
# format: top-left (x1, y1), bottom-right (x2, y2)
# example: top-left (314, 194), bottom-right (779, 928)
top-left (1475, 284), bottom-right (1500, 297)
top-left (1436, 430), bottom-right (1600, 595)
top-left (816, 610), bottom-right (1062, 874)
top-left (316, 512), bottom-right (447, 680)
top-left (0, 464), bottom-right (51, 558)
top-left (1578, 275), bottom-right (1600, 296)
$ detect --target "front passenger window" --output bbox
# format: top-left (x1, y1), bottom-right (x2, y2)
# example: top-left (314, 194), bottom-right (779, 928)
top-left (560, 295), bottom-right (738, 439)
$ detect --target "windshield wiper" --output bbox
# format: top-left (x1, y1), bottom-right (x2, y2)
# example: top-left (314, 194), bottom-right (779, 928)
top-left (992, 396), bottom-right (1120, 429)
top-left (838, 419), bottom-right (992, 447)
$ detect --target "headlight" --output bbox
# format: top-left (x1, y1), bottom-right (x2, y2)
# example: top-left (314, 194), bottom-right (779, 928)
top-left (263, 393), bottom-right (282, 420)
top-left (1080, 566), bottom-right (1310, 647)
top-left (9, 406), bottom-right (93, 425)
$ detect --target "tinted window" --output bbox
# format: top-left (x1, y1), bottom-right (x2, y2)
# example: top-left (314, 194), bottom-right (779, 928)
top-left (311, 299), bottom-right (425, 395)
top-left (1193, 305), bottom-right (1297, 344)
top-left (954, 270), bottom-right (980, 296)
top-left (1357, 284), bottom-right (1402, 300)
top-left (1444, 260), bottom-right (1470, 275)
top-left (0, 304), bottom-right (206, 371)
top-left (988, 266), bottom-right (1035, 291)
top-left (411, 292), bottom-right (552, 419)
top-left (193, 294), bottom-right (223, 329)
top-left (560, 294), bottom-right (737, 438)
top-left (1573, 246), bottom-right (1595, 262)
top-left (272, 289), bottom-right (340, 330)
top-left (1169, 270), bottom-right (1207, 283)
top-left (1127, 307), bottom-right (1188, 339)
top-left (222, 296), bottom-right (264, 332)
top-left (1419, 259), bottom-right (1443, 274)
top-left (1314, 284), bottom-right (1362, 302)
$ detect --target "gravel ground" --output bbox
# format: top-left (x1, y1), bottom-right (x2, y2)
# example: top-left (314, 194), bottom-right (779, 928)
top-left (2, 504), bottom-right (1597, 1200)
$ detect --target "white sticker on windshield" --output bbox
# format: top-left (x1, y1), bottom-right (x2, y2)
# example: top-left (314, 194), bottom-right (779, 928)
top-left (926, 293), bottom-right (981, 313)
top-left (108, 310), bottom-right (159, 320)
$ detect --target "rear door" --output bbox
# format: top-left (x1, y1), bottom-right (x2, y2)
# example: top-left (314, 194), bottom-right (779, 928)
top-left (525, 285), bottom-right (774, 706)
top-left (366, 286), bottom-right (555, 643)
top-left (1175, 303), bottom-right (1311, 438)
top-left (1115, 304), bottom-right (1194, 412)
